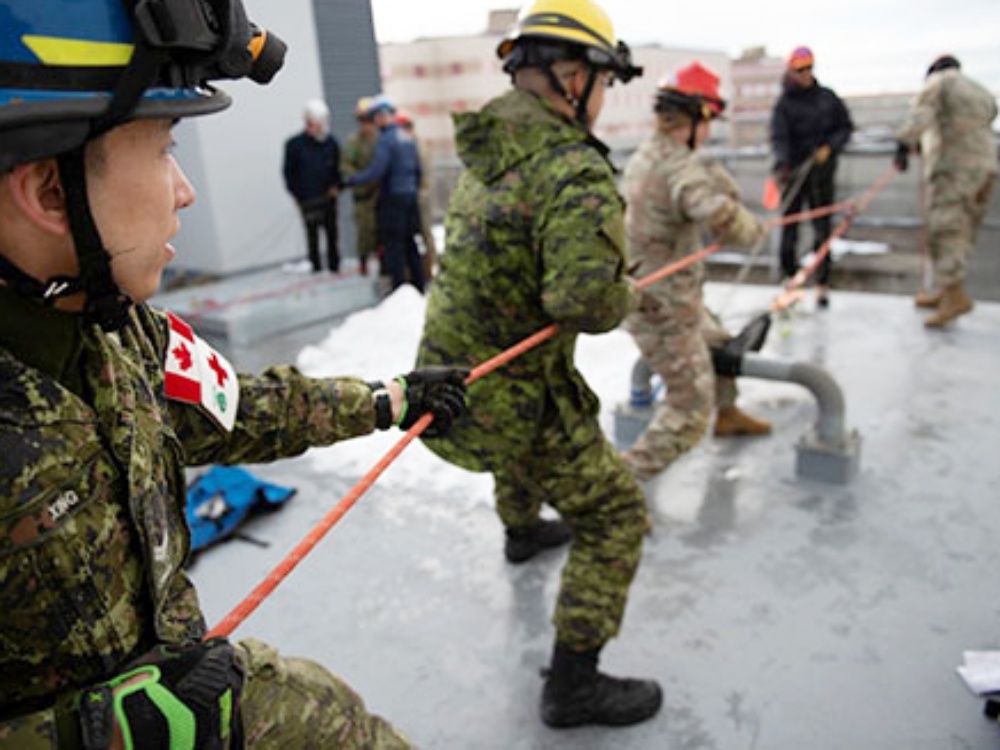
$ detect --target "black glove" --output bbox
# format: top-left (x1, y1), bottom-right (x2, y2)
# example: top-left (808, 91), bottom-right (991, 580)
top-left (77, 638), bottom-right (245, 750)
top-left (893, 141), bottom-right (909, 172)
top-left (395, 366), bottom-right (470, 438)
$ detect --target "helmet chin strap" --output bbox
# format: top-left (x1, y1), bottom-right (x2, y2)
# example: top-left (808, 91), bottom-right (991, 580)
top-left (57, 146), bottom-right (134, 331)
top-left (575, 67), bottom-right (598, 127)
top-left (544, 65), bottom-right (598, 129)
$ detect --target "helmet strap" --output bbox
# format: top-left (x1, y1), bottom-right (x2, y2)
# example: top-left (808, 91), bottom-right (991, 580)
top-left (543, 64), bottom-right (597, 129)
top-left (575, 67), bottom-right (598, 128)
top-left (57, 147), bottom-right (134, 331)
top-left (0, 254), bottom-right (83, 304)
top-left (687, 114), bottom-right (700, 150)
top-left (91, 41), bottom-right (170, 138)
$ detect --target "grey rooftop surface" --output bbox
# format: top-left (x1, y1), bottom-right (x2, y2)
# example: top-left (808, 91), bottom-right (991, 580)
top-left (185, 279), bottom-right (1000, 750)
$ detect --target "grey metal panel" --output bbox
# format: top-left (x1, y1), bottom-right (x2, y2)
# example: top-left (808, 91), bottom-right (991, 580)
top-left (313, 0), bottom-right (382, 143)
top-left (313, 0), bottom-right (383, 263)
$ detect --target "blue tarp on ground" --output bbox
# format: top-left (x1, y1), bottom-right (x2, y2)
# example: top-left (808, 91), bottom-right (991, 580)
top-left (186, 466), bottom-right (296, 553)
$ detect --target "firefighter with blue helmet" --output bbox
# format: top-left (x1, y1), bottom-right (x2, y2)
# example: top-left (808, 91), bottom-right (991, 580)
top-left (0, 1), bottom-right (467, 747)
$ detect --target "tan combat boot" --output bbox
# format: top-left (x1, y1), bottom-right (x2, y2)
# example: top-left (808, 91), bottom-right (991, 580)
top-left (914, 288), bottom-right (943, 308)
top-left (924, 283), bottom-right (973, 328)
top-left (714, 407), bottom-right (772, 437)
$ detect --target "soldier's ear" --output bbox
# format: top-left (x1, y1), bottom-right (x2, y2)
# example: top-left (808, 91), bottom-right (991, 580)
top-left (5, 159), bottom-right (70, 237)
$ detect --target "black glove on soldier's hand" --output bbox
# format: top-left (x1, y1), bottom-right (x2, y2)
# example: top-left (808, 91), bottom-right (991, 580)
top-left (395, 367), bottom-right (470, 438)
top-left (78, 638), bottom-right (245, 750)
top-left (893, 141), bottom-right (909, 172)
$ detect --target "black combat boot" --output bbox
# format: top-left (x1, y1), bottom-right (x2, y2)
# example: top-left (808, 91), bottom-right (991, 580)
top-left (504, 519), bottom-right (572, 564)
top-left (541, 644), bottom-right (662, 728)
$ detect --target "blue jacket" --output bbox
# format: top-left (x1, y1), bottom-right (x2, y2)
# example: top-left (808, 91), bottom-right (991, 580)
top-left (345, 123), bottom-right (421, 197)
top-left (283, 132), bottom-right (342, 203)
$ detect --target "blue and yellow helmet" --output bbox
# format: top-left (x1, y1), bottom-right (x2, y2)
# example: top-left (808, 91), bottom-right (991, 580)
top-left (0, 0), bottom-right (284, 170)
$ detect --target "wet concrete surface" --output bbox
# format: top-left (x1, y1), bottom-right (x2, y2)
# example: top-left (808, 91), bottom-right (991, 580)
top-left (187, 282), bottom-right (1000, 749)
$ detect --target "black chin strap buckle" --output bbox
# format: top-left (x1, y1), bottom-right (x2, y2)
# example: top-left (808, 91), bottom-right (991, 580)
top-left (42, 276), bottom-right (82, 302)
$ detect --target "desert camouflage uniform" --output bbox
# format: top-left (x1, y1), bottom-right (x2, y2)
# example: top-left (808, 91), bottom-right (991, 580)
top-left (621, 129), bottom-right (765, 481)
top-left (416, 89), bottom-right (646, 651)
top-left (341, 130), bottom-right (381, 266)
top-left (897, 67), bottom-right (999, 286)
top-left (0, 288), bottom-right (409, 749)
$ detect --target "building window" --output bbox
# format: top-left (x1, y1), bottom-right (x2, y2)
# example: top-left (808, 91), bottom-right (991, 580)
top-left (414, 64), bottom-right (426, 78)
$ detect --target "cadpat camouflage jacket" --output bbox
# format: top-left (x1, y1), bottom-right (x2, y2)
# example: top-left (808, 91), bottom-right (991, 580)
top-left (341, 130), bottom-right (379, 202)
top-left (0, 290), bottom-right (376, 714)
top-left (417, 89), bottom-right (635, 472)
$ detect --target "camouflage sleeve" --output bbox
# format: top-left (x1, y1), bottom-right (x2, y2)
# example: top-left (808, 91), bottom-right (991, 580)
top-left (170, 368), bottom-right (376, 468)
top-left (897, 76), bottom-right (943, 147)
top-left (536, 150), bottom-right (635, 333)
top-left (132, 306), bottom-right (377, 467)
top-left (340, 144), bottom-right (355, 177)
top-left (675, 163), bottom-right (765, 248)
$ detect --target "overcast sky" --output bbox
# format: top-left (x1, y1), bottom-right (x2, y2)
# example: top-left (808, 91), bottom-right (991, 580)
top-left (370, 1), bottom-right (1000, 97)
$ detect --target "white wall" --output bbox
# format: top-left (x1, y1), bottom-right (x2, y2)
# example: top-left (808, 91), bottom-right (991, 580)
top-left (171, 0), bottom-right (324, 275)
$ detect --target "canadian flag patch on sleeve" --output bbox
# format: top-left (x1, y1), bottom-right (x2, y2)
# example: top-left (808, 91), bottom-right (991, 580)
top-left (164, 311), bottom-right (240, 432)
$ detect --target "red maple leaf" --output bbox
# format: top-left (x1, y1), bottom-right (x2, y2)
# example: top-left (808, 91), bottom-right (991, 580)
top-left (172, 342), bottom-right (193, 371)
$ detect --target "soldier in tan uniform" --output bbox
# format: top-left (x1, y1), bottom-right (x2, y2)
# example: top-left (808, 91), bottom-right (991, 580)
top-left (621, 62), bottom-right (772, 483)
top-left (894, 55), bottom-right (999, 328)
top-left (0, 3), bottom-right (468, 748)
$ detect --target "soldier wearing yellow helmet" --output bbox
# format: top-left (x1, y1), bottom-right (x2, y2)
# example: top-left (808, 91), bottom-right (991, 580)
top-left (341, 95), bottom-right (382, 275)
top-left (497, 0), bottom-right (642, 128)
top-left (416, 0), bottom-right (662, 730)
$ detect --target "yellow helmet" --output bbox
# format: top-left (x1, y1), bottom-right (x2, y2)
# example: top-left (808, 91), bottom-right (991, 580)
top-left (497, 0), bottom-right (641, 84)
top-left (355, 96), bottom-right (374, 119)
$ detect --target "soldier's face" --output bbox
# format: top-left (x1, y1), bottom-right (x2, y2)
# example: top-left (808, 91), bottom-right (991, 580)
top-left (85, 119), bottom-right (195, 303)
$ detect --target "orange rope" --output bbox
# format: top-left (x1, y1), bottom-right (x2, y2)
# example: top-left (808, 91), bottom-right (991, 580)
top-left (207, 167), bottom-right (899, 639)
top-left (206, 411), bottom-right (433, 639)
top-left (773, 165), bottom-right (898, 310)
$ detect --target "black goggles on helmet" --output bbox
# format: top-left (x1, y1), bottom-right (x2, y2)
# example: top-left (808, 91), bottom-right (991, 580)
top-left (585, 40), bottom-right (643, 84)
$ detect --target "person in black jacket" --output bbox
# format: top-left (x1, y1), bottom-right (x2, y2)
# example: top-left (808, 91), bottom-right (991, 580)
top-left (770, 46), bottom-right (853, 306)
top-left (283, 99), bottom-right (342, 273)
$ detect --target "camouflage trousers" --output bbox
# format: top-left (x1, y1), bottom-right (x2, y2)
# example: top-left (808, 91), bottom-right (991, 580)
top-left (239, 638), bottom-right (411, 749)
top-left (353, 197), bottom-right (379, 263)
top-left (926, 171), bottom-right (996, 286)
top-left (623, 299), bottom-right (737, 482)
top-left (494, 418), bottom-right (648, 652)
